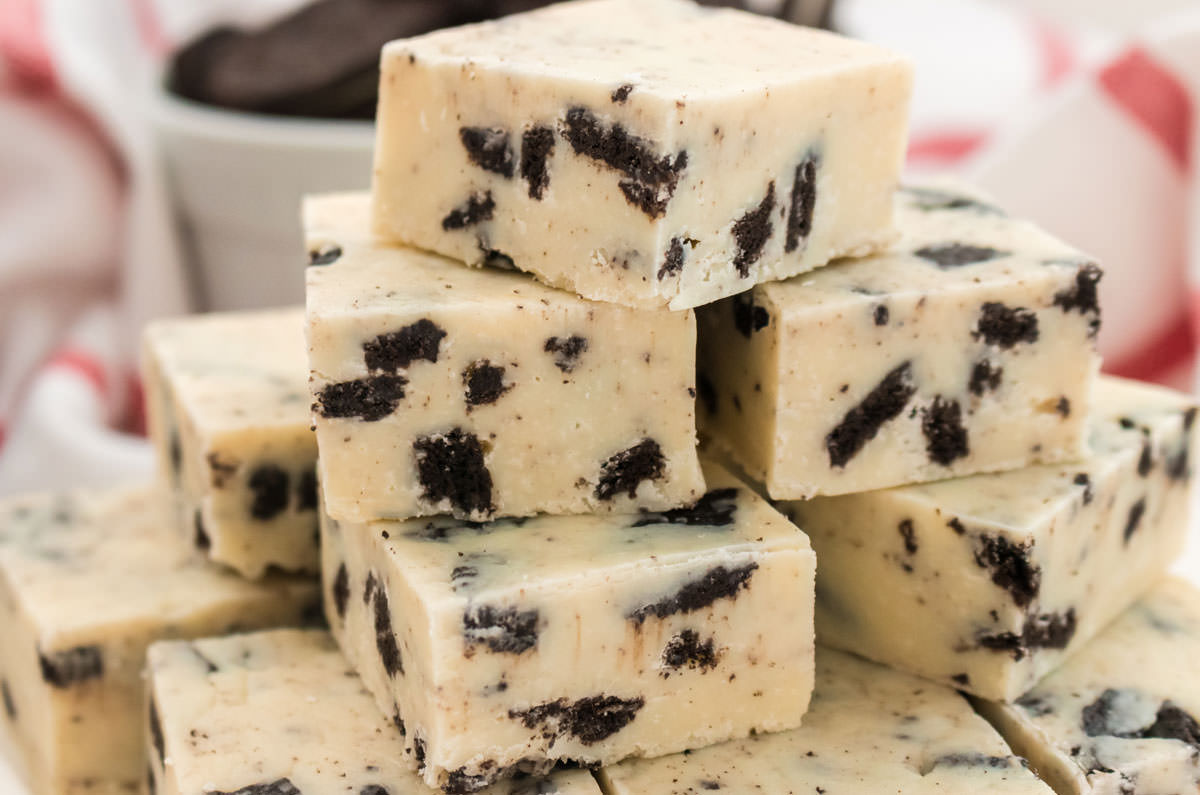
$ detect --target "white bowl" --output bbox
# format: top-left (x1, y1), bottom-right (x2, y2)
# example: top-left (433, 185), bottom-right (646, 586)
top-left (150, 83), bottom-right (375, 311)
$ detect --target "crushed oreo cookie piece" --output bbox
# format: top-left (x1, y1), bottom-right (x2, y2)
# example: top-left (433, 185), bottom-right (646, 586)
top-left (1123, 497), bottom-right (1146, 544)
top-left (194, 508), bottom-right (211, 551)
top-left (520, 125), bottom-right (555, 200)
top-left (308, 244), bottom-right (342, 266)
top-left (315, 375), bottom-right (408, 422)
top-left (364, 318), bottom-right (446, 373)
top-left (610, 83), bottom-right (633, 103)
top-left (460, 126), bottom-right (514, 178)
top-left (39, 645), bottom-right (104, 688)
top-left (413, 428), bottom-right (494, 516)
top-left (974, 303), bottom-right (1039, 349)
top-left (825, 362), bottom-right (916, 468)
top-left (973, 534), bottom-right (1040, 608)
top-left (510, 694), bottom-right (645, 745)
top-left (371, 583), bottom-right (404, 677)
top-left (560, 106), bottom-right (686, 218)
top-left (968, 359), bottom-right (1003, 396)
top-left (209, 780), bottom-right (300, 795)
top-left (332, 563), bottom-right (350, 620)
top-left (978, 609), bottom-right (1076, 659)
top-left (732, 181), bottom-right (776, 277)
top-left (248, 465), bottom-right (289, 520)
top-left (661, 629), bottom-right (719, 674)
top-left (464, 605), bottom-right (540, 655)
top-left (544, 335), bottom-right (588, 373)
top-left (901, 186), bottom-right (1003, 215)
top-left (873, 304), bottom-right (889, 326)
top-left (1074, 473), bottom-right (1094, 504)
top-left (149, 694), bottom-right (165, 763)
top-left (632, 487), bottom-right (738, 528)
top-left (629, 563), bottom-right (758, 624)
top-left (442, 192), bottom-right (496, 230)
top-left (595, 439), bottom-right (666, 501)
top-left (1053, 263), bottom-right (1103, 337)
top-left (914, 243), bottom-right (1007, 268)
top-left (463, 360), bottom-right (511, 407)
top-left (658, 236), bottom-right (686, 280)
top-left (922, 397), bottom-right (969, 466)
top-left (732, 292), bottom-right (769, 338)
top-left (785, 154), bottom-right (818, 253)
top-left (1, 679), bottom-right (15, 720)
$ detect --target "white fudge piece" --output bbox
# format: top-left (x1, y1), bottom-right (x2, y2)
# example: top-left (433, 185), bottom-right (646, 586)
top-left (698, 183), bottom-right (1101, 499)
top-left (306, 192), bottom-right (704, 523)
top-left (0, 487), bottom-right (319, 795)
top-left (600, 648), bottom-right (1054, 794)
top-left (781, 376), bottom-right (1196, 702)
top-left (322, 461), bottom-right (816, 792)
top-left (142, 308), bottom-right (318, 578)
top-left (146, 629), bottom-right (601, 795)
top-left (976, 579), bottom-right (1200, 795)
top-left (372, 0), bottom-right (912, 310)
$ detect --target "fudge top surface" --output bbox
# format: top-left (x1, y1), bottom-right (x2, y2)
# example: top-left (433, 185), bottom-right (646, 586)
top-left (382, 0), bottom-right (908, 99)
top-left (891, 376), bottom-right (1195, 529)
top-left (603, 647), bottom-right (1052, 793)
top-left (143, 308), bottom-right (310, 432)
top-left (338, 461), bottom-right (810, 596)
top-left (758, 183), bottom-right (1094, 311)
top-left (149, 629), bottom-right (601, 795)
top-left (306, 193), bottom-right (673, 320)
top-left (0, 486), bottom-right (314, 643)
top-left (995, 578), bottom-right (1200, 781)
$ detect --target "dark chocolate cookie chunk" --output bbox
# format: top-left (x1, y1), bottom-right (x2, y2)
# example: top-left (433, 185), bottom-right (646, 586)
top-left (364, 319), bottom-right (447, 372)
top-left (520, 126), bottom-right (555, 200)
top-left (463, 360), bottom-right (511, 407)
top-left (785, 154), bottom-right (818, 253)
top-left (914, 243), bottom-right (1008, 268)
top-left (973, 534), bottom-right (1040, 608)
top-left (560, 106), bottom-right (687, 218)
top-left (413, 428), bottom-right (495, 516)
top-left (149, 695), bottom-right (165, 763)
top-left (732, 182), bottom-right (776, 277)
top-left (922, 397), bottom-right (969, 466)
top-left (595, 439), bottom-right (666, 500)
top-left (1053, 263), bottom-right (1102, 331)
top-left (460, 126), bottom-right (515, 178)
top-left (629, 563), bottom-right (758, 624)
top-left (544, 335), bottom-right (588, 373)
top-left (974, 303), bottom-right (1039, 349)
top-left (39, 645), bottom-right (103, 688)
top-left (463, 604), bottom-right (540, 655)
top-left (631, 487), bottom-right (738, 528)
top-left (658, 236), bottom-right (686, 280)
top-left (315, 375), bottom-right (408, 422)
top-left (825, 362), bottom-right (916, 468)
top-left (977, 609), bottom-right (1076, 659)
top-left (442, 192), bottom-right (496, 231)
top-left (1, 679), bottom-right (14, 720)
top-left (308, 245), bottom-right (342, 266)
top-left (610, 84), bottom-right (633, 103)
top-left (732, 292), bottom-right (770, 338)
top-left (901, 186), bottom-right (1004, 215)
top-left (509, 693), bottom-right (645, 745)
top-left (968, 359), bottom-right (1003, 396)
top-left (661, 629), bottom-right (719, 673)
top-left (371, 583), bottom-right (404, 677)
top-left (332, 563), bottom-right (350, 620)
top-left (1123, 497), bottom-right (1146, 544)
top-left (248, 465), bottom-right (290, 521)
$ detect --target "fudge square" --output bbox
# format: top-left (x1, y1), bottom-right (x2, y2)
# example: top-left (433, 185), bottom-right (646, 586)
top-left (142, 307), bottom-right (319, 578)
top-left (371, 0), bottom-right (912, 310)
top-left (781, 375), bottom-right (1196, 702)
top-left (146, 630), bottom-right (601, 795)
top-left (0, 487), bottom-right (319, 795)
top-left (975, 578), bottom-right (1200, 795)
top-left (322, 461), bottom-right (816, 793)
top-left (306, 192), bottom-right (704, 524)
top-left (600, 648), bottom-right (1054, 795)
top-left (699, 183), bottom-right (1102, 499)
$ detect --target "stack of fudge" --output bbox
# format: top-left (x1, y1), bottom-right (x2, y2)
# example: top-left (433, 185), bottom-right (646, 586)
top-left (3, 1), bottom-right (1200, 794)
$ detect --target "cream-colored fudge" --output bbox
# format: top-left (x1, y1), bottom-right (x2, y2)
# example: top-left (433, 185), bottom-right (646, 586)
top-left (976, 579), bottom-right (1200, 795)
top-left (781, 376), bottom-right (1195, 702)
top-left (699, 184), bottom-right (1101, 499)
top-left (322, 461), bottom-right (815, 792)
top-left (146, 630), bottom-right (601, 795)
top-left (142, 308), bottom-right (318, 578)
top-left (0, 487), bottom-right (319, 795)
top-left (306, 192), bottom-right (704, 523)
top-left (371, 0), bottom-right (912, 310)
top-left (601, 648), bottom-right (1054, 795)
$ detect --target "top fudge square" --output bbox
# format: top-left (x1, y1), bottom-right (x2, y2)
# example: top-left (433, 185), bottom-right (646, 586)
top-left (371, 0), bottom-right (913, 310)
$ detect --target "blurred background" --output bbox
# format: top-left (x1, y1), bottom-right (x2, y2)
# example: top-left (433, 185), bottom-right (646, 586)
top-left (0, 0), bottom-right (1198, 499)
